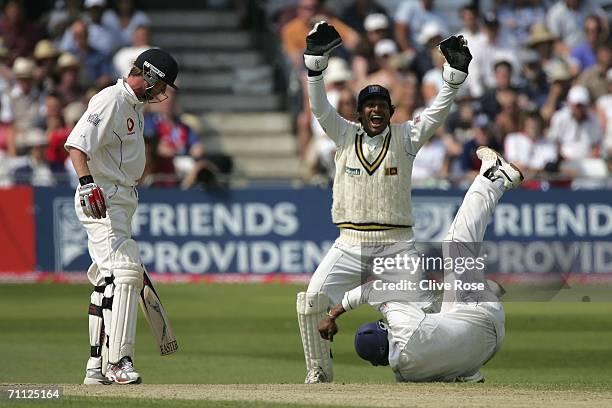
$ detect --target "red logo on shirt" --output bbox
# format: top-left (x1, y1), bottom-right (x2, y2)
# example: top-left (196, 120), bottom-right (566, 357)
top-left (127, 118), bottom-right (135, 135)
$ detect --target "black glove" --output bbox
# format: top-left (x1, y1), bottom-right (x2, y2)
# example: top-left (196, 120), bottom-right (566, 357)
top-left (438, 35), bottom-right (472, 74)
top-left (305, 21), bottom-right (342, 56)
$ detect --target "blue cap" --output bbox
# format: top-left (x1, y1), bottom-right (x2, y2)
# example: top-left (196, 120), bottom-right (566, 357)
top-left (354, 320), bottom-right (389, 366)
top-left (357, 84), bottom-right (392, 112)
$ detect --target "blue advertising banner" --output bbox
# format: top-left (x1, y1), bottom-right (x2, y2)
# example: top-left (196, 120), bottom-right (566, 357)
top-left (34, 187), bottom-right (612, 274)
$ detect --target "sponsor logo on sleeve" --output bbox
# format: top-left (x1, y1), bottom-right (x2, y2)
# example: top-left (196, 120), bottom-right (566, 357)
top-left (87, 113), bottom-right (101, 126)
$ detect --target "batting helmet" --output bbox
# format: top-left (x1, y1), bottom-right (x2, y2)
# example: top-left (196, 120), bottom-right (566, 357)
top-left (354, 320), bottom-right (390, 366)
top-left (134, 48), bottom-right (179, 90)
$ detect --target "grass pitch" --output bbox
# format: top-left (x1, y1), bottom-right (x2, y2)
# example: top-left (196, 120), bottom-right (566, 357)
top-left (1, 283), bottom-right (612, 407)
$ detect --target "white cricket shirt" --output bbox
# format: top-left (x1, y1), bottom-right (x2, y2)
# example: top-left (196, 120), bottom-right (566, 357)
top-left (65, 78), bottom-right (146, 187)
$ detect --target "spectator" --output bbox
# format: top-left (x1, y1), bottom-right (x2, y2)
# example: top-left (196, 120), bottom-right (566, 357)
top-left (32, 40), bottom-right (60, 95)
top-left (391, 74), bottom-right (421, 123)
top-left (0, 0), bottom-right (43, 64)
top-left (47, 0), bottom-right (83, 39)
top-left (519, 49), bottom-right (549, 109)
top-left (352, 13), bottom-right (390, 83)
top-left (495, 0), bottom-right (546, 47)
top-left (102, 0), bottom-right (151, 47)
top-left (143, 86), bottom-right (206, 187)
top-left (578, 43), bottom-right (611, 101)
top-left (504, 111), bottom-right (558, 174)
top-left (60, 20), bottom-right (115, 88)
top-left (406, 20), bottom-right (442, 82)
top-left (55, 52), bottom-right (86, 104)
top-left (358, 39), bottom-right (402, 91)
top-left (546, 0), bottom-right (607, 49)
top-left (394, 0), bottom-right (447, 56)
top-left (412, 133), bottom-right (449, 186)
top-left (571, 15), bottom-right (605, 70)
top-left (459, 114), bottom-right (502, 180)
top-left (420, 24), bottom-right (445, 104)
top-left (474, 12), bottom-right (519, 90)
top-left (8, 57), bottom-right (44, 151)
top-left (59, 0), bottom-right (121, 57)
top-left (9, 127), bottom-right (55, 186)
top-left (595, 68), bottom-right (612, 159)
top-left (494, 86), bottom-right (522, 141)
top-left (456, 4), bottom-right (487, 98)
top-left (46, 101), bottom-right (85, 180)
top-left (548, 85), bottom-right (602, 162)
top-left (36, 92), bottom-right (65, 132)
top-left (480, 59), bottom-right (514, 120)
top-left (339, 0), bottom-right (388, 34)
top-left (113, 25), bottom-right (151, 78)
top-left (281, 0), bottom-right (359, 70)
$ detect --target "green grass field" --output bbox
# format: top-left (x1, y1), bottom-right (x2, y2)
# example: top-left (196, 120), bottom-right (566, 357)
top-left (1, 283), bottom-right (612, 407)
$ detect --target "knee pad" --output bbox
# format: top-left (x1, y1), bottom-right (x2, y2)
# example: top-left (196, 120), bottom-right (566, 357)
top-left (86, 263), bottom-right (114, 372)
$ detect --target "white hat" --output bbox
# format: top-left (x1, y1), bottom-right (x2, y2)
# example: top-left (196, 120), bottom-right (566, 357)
top-left (12, 57), bottom-right (35, 78)
top-left (418, 22), bottom-right (443, 45)
top-left (63, 102), bottom-right (86, 125)
top-left (324, 57), bottom-right (352, 84)
top-left (57, 53), bottom-right (81, 70)
top-left (84, 0), bottom-right (106, 8)
top-left (567, 85), bottom-right (590, 105)
top-left (364, 13), bottom-right (388, 32)
top-left (374, 39), bottom-right (398, 57)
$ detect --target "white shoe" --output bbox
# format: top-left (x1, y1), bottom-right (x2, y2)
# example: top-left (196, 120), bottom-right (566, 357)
top-left (83, 368), bottom-right (112, 385)
top-left (477, 146), bottom-right (524, 190)
top-left (105, 356), bottom-right (142, 384)
top-left (304, 366), bottom-right (330, 384)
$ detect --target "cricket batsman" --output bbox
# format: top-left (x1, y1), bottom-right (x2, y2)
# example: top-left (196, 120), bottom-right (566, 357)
top-left (297, 21), bottom-right (473, 383)
top-left (318, 147), bottom-right (524, 382)
top-left (65, 48), bottom-right (179, 384)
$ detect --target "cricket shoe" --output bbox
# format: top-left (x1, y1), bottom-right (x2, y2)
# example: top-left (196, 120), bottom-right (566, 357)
top-left (477, 146), bottom-right (524, 190)
top-left (456, 370), bottom-right (485, 383)
top-left (105, 356), bottom-right (142, 384)
top-left (83, 368), bottom-right (112, 385)
top-left (304, 366), bottom-right (331, 384)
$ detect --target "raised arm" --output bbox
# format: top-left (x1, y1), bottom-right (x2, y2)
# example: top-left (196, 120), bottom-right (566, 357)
top-left (405, 36), bottom-right (472, 153)
top-left (304, 21), bottom-right (355, 147)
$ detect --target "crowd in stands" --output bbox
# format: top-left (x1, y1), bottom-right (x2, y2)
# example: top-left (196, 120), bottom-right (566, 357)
top-left (273, 0), bottom-right (612, 189)
top-left (0, 0), bottom-right (221, 189)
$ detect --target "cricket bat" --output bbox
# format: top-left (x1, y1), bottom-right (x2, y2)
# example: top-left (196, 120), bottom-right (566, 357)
top-left (139, 268), bottom-right (179, 355)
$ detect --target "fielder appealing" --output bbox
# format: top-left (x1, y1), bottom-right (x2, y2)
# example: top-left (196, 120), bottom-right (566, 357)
top-left (65, 48), bottom-right (179, 385)
top-left (319, 147), bottom-right (523, 382)
top-left (297, 22), bottom-right (473, 383)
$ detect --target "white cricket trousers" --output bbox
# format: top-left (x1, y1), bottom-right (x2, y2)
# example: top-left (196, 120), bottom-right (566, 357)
top-left (392, 175), bottom-right (506, 382)
top-left (74, 178), bottom-right (138, 286)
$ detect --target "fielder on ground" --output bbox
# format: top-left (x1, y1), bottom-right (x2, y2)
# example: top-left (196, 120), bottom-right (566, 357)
top-left (297, 21), bottom-right (474, 383)
top-left (65, 48), bottom-right (179, 385)
top-left (319, 147), bottom-right (524, 382)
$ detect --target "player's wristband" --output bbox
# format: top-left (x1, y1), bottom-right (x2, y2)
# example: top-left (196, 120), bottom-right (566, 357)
top-left (79, 175), bottom-right (95, 186)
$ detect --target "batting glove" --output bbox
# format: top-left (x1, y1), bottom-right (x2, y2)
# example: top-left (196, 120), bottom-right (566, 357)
top-left (438, 35), bottom-right (472, 86)
top-left (78, 181), bottom-right (107, 219)
top-left (304, 21), bottom-right (342, 73)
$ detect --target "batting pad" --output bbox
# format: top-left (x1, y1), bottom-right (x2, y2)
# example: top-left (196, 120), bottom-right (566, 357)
top-left (108, 240), bottom-right (144, 364)
top-left (296, 292), bottom-right (333, 382)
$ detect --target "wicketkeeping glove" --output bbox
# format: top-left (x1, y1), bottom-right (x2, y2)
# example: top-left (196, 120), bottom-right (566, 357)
top-left (304, 21), bottom-right (342, 72)
top-left (78, 182), bottom-right (107, 219)
top-left (438, 35), bottom-right (472, 86)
